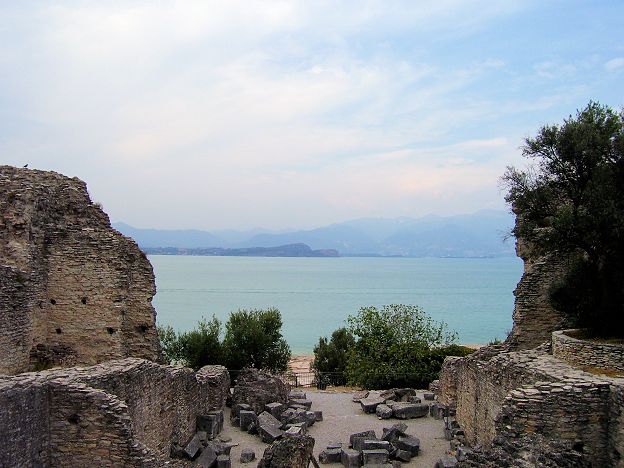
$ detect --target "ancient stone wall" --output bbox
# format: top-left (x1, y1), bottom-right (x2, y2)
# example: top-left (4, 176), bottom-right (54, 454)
top-left (0, 358), bottom-right (229, 467)
top-left (505, 246), bottom-right (573, 350)
top-left (553, 329), bottom-right (624, 372)
top-left (0, 166), bottom-right (160, 373)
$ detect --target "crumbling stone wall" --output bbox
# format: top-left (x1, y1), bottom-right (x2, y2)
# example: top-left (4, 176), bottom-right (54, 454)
top-left (0, 358), bottom-right (230, 466)
top-left (0, 166), bottom-right (160, 373)
top-left (553, 329), bottom-right (624, 372)
top-left (505, 240), bottom-right (573, 350)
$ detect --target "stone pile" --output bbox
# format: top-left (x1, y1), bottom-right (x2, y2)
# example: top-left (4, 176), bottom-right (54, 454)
top-left (318, 423), bottom-right (421, 466)
top-left (233, 388), bottom-right (324, 444)
top-left (358, 388), bottom-right (437, 421)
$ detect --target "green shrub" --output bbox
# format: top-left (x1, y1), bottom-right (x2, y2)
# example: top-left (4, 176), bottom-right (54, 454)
top-left (158, 316), bottom-right (222, 370)
top-left (222, 308), bottom-right (291, 373)
top-left (312, 327), bottom-right (355, 385)
top-left (344, 304), bottom-right (466, 389)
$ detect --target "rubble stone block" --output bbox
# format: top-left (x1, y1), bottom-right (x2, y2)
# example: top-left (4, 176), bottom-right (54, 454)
top-left (406, 395), bottom-right (421, 403)
top-left (341, 448), bottom-right (361, 468)
top-left (360, 397), bottom-right (385, 413)
top-left (240, 448), bottom-right (256, 463)
top-left (231, 403), bottom-right (252, 419)
top-left (285, 426), bottom-right (303, 435)
top-left (314, 410), bottom-right (323, 421)
top-left (362, 449), bottom-right (389, 464)
top-left (259, 424), bottom-right (285, 443)
top-left (392, 403), bottom-right (429, 419)
top-left (183, 432), bottom-right (203, 459)
top-left (376, 404), bottom-right (393, 419)
top-left (423, 392), bottom-right (435, 401)
top-left (239, 410), bottom-right (257, 432)
top-left (233, 368), bottom-right (290, 415)
top-left (196, 446), bottom-right (217, 468)
top-left (319, 447), bottom-right (342, 463)
top-left (197, 414), bottom-right (220, 439)
top-left (289, 390), bottom-right (306, 400)
top-left (258, 434), bottom-right (314, 468)
top-left (350, 430), bottom-right (377, 448)
top-left (265, 402), bottom-right (286, 419)
top-left (258, 411), bottom-right (282, 429)
top-left (305, 411), bottom-right (317, 426)
top-left (435, 455), bottom-right (458, 468)
top-left (352, 390), bottom-right (369, 402)
top-left (396, 436), bottom-right (420, 457)
top-left (393, 448), bottom-right (411, 462)
top-left (289, 398), bottom-right (313, 410)
top-left (362, 440), bottom-right (391, 451)
top-left (216, 454), bottom-right (231, 468)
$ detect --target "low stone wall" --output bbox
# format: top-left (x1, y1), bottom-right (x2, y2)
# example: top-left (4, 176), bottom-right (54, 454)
top-left (439, 344), bottom-right (624, 466)
top-left (553, 329), bottom-right (624, 372)
top-left (0, 358), bottom-right (230, 466)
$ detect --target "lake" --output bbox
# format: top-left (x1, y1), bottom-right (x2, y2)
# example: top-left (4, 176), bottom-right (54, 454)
top-left (150, 255), bottom-right (523, 354)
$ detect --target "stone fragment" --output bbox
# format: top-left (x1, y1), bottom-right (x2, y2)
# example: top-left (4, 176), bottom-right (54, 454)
top-left (396, 436), bottom-right (420, 457)
top-left (258, 434), bottom-right (315, 468)
top-left (289, 390), bottom-right (307, 399)
top-left (393, 449), bottom-right (411, 462)
top-left (216, 454), bottom-right (231, 468)
top-left (183, 432), bottom-right (203, 459)
top-left (381, 424), bottom-right (406, 445)
top-left (360, 397), bottom-right (385, 413)
top-left (350, 430), bottom-right (377, 452)
top-left (423, 392), bottom-right (435, 401)
top-left (380, 389), bottom-right (397, 400)
top-left (289, 398), bottom-right (313, 410)
top-left (259, 424), bottom-right (285, 444)
top-left (405, 395), bottom-right (421, 403)
top-left (314, 410), bottom-right (323, 421)
top-left (362, 440), bottom-right (391, 451)
top-left (231, 403), bottom-right (252, 420)
top-left (430, 403), bottom-right (449, 420)
top-left (305, 411), bottom-right (317, 426)
top-left (319, 447), bottom-right (342, 463)
top-left (258, 411), bottom-right (282, 429)
top-left (341, 448), bottom-right (361, 467)
top-left (376, 404), bottom-right (393, 419)
top-left (197, 413), bottom-right (221, 439)
top-left (362, 449), bottom-right (389, 464)
top-left (435, 455), bottom-right (458, 468)
top-left (352, 390), bottom-right (370, 402)
top-left (196, 446), bottom-right (218, 468)
top-left (392, 403), bottom-right (429, 419)
top-left (265, 402), bottom-right (286, 419)
top-left (233, 368), bottom-right (290, 415)
top-left (240, 448), bottom-right (256, 463)
top-left (285, 422), bottom-right (308, 434)
top-left (285, 426), bottom-right (304, 435)
top-left (395, 388), bottom-right (416, 400)
top-left (239, 410), bottom-right (257, 432)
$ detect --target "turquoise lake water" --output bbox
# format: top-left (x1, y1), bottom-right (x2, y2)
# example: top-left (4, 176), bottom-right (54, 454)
top-left (150, 255), bottom-right (523, 354)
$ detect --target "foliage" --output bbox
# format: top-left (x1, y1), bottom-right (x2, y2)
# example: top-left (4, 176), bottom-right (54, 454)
top-left (344, 304), bottom-right (466, 389)
top-left (312, 327), bottom-right (355, 385)
top-left (222, 308), bottom-right (291, 373)
top-left (502, 101), bottom-right (624, 336)
top-left (158, 316), bottom-right (222, 370)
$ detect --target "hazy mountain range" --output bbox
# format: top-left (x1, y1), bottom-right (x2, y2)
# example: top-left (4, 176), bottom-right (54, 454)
top-left (113, 209), bottom-right (516, 257)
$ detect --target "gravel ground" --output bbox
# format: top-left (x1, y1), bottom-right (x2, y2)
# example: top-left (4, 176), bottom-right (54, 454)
top-left (220, 389), bottom-right (450, 467)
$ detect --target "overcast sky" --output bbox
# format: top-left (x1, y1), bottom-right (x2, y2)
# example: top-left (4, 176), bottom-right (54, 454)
top-left (1, 1), bottom-right (623, 230)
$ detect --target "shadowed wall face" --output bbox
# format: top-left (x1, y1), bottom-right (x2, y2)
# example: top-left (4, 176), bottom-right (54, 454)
top-left (0, 166), bottom-right (160, 374)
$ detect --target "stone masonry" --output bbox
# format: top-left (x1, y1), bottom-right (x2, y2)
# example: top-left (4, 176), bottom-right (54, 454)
top-left (0, 358), bottom-right (230, 467)
top-left (0, 166), bottom-right (160, 373)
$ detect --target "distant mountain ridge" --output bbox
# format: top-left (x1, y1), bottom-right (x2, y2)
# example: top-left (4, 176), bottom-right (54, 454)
top-left (142, 244), bottom-right (339, 257)
top-left (113, 210), bottom-right (515, 257)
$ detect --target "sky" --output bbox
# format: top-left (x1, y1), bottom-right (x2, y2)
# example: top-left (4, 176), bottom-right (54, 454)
top-left (1, 1), bottom-right (623, 230)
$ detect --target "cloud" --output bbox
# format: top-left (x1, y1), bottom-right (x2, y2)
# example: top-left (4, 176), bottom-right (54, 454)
top-left (605, 57), bottom-right (624, 72)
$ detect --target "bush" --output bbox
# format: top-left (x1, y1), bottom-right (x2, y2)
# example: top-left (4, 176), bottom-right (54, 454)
top-left (158, 316), bottom-right (222, 370)
top-left (344, 304), bottom-right (467, 389)
top-left (312, 327), bottom-right (355, 385)
top-left (503, 101), bottom-right (624, 336)
top-left (222, 308), bottom-right (291, 373)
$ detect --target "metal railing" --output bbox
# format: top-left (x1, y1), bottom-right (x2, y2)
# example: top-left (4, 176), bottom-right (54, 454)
top-left (282, 371), bottom-right (347, 389)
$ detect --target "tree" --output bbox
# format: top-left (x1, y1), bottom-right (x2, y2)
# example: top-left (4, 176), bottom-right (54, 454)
top-left (345, 304), bottom-right (466, 389)
top-left (312, 327), bottom-right (355, 385)
top-left (222, 308), bottom-right (291, 372)
top-left (503, 102), bottom-right (624, 336)
top-left (158, 316), bottom-right (222, 370)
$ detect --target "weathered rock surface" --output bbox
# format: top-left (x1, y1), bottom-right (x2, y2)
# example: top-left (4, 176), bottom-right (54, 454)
top-left (232, 368), bottom-right (289, 415)
top-left (0, 166), bottom-right (160, 374)
top-left (257, 434), bottom-right (315, 468)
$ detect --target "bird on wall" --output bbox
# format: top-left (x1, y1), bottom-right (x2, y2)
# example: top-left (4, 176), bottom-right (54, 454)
top-left (23, 164), bottom-right (28, 168)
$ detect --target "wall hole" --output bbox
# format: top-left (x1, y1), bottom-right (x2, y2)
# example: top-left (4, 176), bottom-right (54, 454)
top-left (67, 414), bottom-right (80, 424)
top-left (55, 328), bottom-right (62, 334)
top-left (81, 297), bottom-right (87, 305)
top-left (106, 327), bottom-right (116, 335)
top-left (136, 324), bottom-right (149, 333)
top-left (50, 299), bottom-right (56, 305)
top-left (573, 442), bottom-right (584, 452)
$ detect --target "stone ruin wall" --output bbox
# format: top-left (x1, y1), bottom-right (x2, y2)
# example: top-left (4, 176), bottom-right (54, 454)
top-left (505, 236), bottom-right (574, 350)
top-left (0, 358), bottom-right (230, 467)
top-left (437, 210), bottom-right (624, 466)
top-left (0, 166), bottom-right (160, 373)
